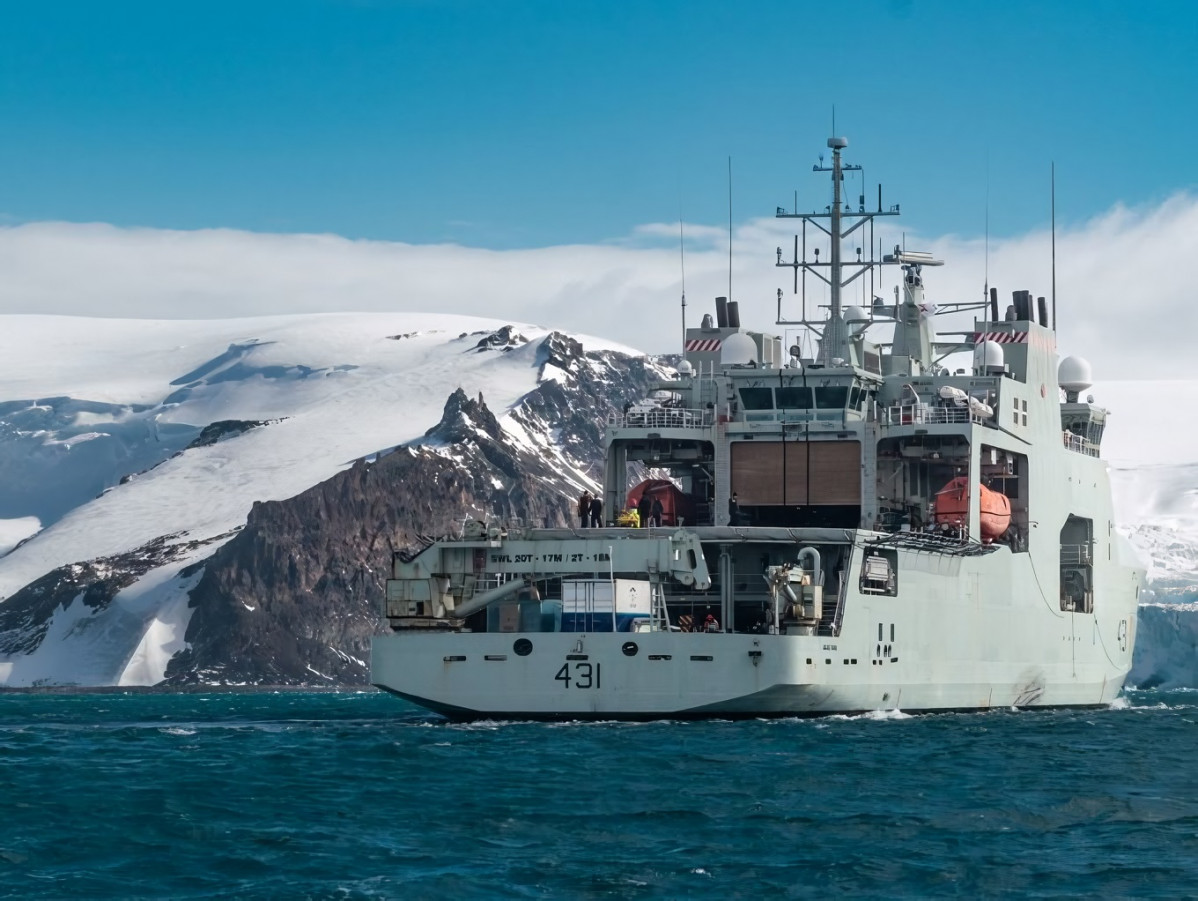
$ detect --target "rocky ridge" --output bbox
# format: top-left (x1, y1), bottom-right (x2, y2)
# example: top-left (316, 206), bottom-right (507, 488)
top-left (163, 328), bottom-right (663, 684)
top-left (0, 326), bottom-right (663, 685)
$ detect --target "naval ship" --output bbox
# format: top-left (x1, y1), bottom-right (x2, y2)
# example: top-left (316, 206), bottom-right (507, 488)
top-left (371, 136), bottom-right (1143, 718)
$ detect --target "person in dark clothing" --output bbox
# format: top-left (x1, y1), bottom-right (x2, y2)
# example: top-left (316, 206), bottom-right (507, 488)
top-left (589, 496), bottom-right (603, 528)
top-left (728, 492), bottom-right (740, 526)
top-left (577, 490), bottom-right (593, 528)
top-left (649, 496), bottom-right (664, 527)
top-left (636, 492), bottom-right (651, 528)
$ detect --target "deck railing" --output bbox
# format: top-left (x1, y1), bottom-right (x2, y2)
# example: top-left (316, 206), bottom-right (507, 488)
top-left (883, 403), bottom-right (985, 426)
top-left (1059, 544), bottom-right (1093, 565)
top-left (1062, 432), bottom-right (1101, 457)
top-left (607, 408), bottom-right (713, 430)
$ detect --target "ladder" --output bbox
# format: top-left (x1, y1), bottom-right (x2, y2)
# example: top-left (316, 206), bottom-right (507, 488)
top-left (650, 580), bottom-right (671, 631)
top-left (713, 422), bottom-right (730, 525)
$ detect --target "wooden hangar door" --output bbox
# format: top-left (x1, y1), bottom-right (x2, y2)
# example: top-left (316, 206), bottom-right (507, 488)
top-left (730, 441), bottom-right (861, 506)
top-left (807, 440), bottom-right (861, 504)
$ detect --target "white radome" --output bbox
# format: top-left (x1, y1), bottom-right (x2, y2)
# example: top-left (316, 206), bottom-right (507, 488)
top-left (973, 339), bottom-right (1005, 372)
top-left (720, 332), bottom-right (758, 366)
top-left (1059, 355), bottom-right (1094, 395)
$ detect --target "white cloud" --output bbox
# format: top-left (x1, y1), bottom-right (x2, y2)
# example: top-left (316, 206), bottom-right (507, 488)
top-left (1, 193), bottom-right (1193, 378)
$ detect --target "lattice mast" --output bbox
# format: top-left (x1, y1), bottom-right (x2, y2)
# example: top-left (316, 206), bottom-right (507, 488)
top-left (775, 136), bottom-right (901, 364)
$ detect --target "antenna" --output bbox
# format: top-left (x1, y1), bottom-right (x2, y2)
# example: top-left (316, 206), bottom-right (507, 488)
top-left (679, 214), bottom-right (687, 351)
top-left (775, 135), bottom-right (900, 353)
top-left (984, 150), bottom-right (990, 308)
top-left (1051, 161), bottom-right (1057, 331)
top-left (727, 156), bottom-right (733, 303)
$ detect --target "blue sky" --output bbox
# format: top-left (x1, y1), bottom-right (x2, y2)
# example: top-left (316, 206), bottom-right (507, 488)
top-left (1, 0), bottom-right (1195, 249)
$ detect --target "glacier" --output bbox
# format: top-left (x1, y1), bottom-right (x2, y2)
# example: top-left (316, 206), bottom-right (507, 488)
top-left (1130, 602), bottom-right (1198, 690)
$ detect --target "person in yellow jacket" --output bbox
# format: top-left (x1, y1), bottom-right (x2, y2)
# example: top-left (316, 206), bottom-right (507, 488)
top-left (616, 508), bottom-right (640, 528)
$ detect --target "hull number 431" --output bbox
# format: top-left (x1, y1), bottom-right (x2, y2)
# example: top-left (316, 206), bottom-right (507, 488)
top-left (555, 662), bottom-right (601, 689)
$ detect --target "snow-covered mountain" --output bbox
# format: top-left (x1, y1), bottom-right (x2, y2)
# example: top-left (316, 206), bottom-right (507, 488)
top-left (1, 315), bottom-right (1196, 689)
top-left (0, 313), bottom-right (660, 685)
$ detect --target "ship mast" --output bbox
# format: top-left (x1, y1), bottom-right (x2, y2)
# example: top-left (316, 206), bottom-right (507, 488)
top-left (775, 135), bottom-right (902, 365)
top-left (825, 137), bottom-right (847, 362)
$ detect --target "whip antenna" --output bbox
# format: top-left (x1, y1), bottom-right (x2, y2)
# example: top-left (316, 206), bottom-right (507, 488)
top-left (727, 156), bottom-right (733, 303)
top-left (679, 214), bottom-right (687, 352)
top-left (1051, 161), bottom-right (1057, 331)
top-left (984, 150), bottom-right (990, 310)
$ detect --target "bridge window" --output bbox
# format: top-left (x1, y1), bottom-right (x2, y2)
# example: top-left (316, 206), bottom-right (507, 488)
top-left (814, 386), bottom-right (849, 409)
top-left (776, 387), bottom-right (813, 409)
top-left (740, 387), bottom-right (774, 410)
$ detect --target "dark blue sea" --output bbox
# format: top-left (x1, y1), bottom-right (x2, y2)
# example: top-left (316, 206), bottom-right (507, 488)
top-left (1, 690), bottom-right (1196, 899)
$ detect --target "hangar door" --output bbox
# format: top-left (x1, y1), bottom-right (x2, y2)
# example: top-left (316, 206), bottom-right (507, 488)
top-left (730, 440), bottom-right (860, 506)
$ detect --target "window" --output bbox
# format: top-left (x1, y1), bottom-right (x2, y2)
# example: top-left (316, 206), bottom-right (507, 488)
top-left (776, 387), bottom-right (812, 409)
top-left (1011, 395), bottom-right (1030, 426)
top-left (1012, 396), bottom-right (1028, 427)
top-left (814, 386), bottom-right (849, 409)
top-left (740, 387), bottom-right (774, 410)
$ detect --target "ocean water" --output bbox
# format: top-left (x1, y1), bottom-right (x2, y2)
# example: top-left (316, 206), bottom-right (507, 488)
top-left (1, 691), bottom-right (1196, 899)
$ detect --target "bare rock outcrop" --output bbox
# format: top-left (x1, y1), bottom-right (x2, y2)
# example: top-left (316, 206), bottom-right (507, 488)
top-left (161, 335), bottom-right (665, 684)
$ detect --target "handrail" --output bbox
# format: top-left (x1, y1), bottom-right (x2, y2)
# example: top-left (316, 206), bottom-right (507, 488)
top-left (1062, 432), bottom-right (1100, 458)
top-left (1059, 544), bottom-right (1093, 565)
top-left (608, 408), bottom-right (713, 429)
top-left (883, 403), bottom-right (985, 426)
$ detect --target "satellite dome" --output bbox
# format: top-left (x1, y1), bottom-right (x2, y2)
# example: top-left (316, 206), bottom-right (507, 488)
top-left (720, 332), bottom-right (758, 366)
top-left (843, 305), bottom-right (871, 335)
top-left (677, 360), bottom-right (694, 377)
top-left (973, 340), bottom-right (1005, 373)
top-left (1059, 356), bottom-right (1093, 396)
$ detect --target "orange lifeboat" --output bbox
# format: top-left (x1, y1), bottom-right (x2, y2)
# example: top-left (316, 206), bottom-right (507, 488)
top-left (933, 477), bottom-right (1011, 542)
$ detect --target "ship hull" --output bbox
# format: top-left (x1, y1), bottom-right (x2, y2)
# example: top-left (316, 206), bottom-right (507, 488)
top-left (372, 612), bottom-right (1133, 720)
top-left (373, 531), bottom-right (1139, 720)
